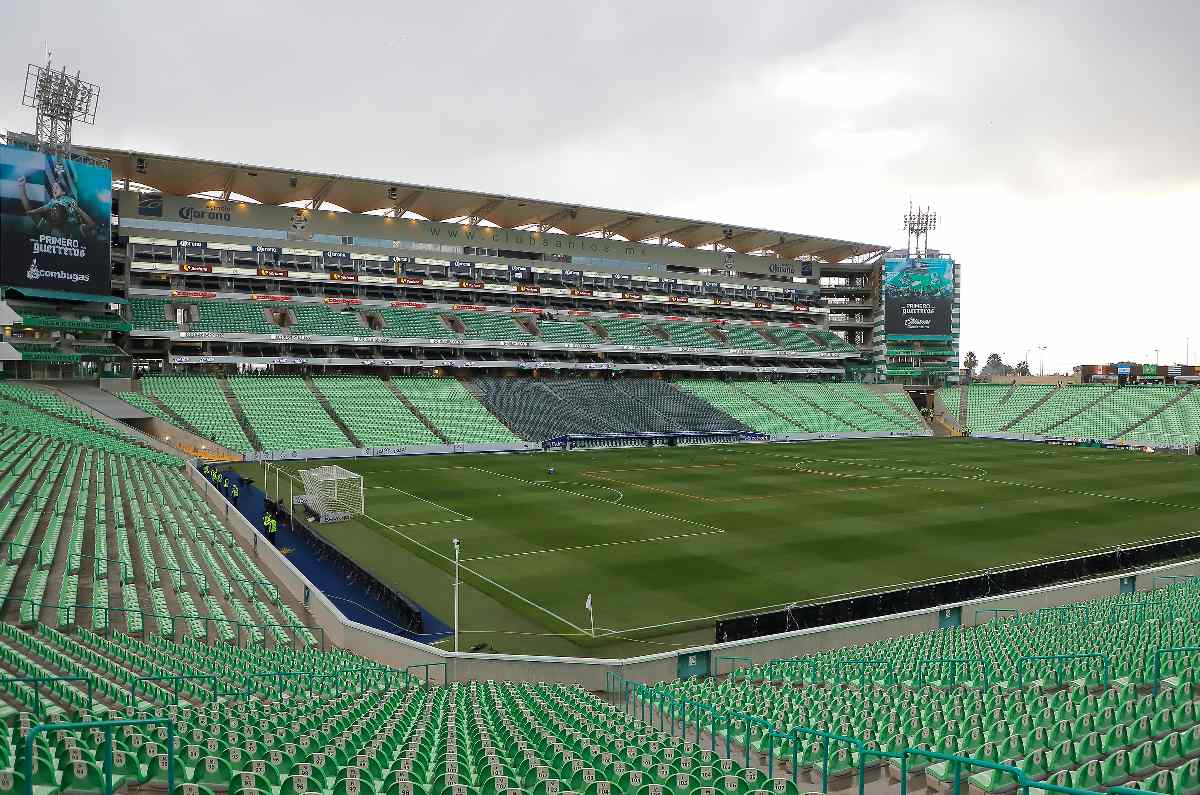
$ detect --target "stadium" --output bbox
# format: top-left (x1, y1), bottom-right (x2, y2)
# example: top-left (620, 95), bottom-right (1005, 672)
top-left (1, 46), bottom-right (1200, 795)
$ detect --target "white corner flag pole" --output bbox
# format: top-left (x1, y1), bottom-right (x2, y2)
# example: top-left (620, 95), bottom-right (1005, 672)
top-left (586, 593), bottom-right (594, 638)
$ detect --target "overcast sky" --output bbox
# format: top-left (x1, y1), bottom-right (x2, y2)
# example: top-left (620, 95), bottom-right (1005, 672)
top-left (2, 1), bottom-right (1197, 373)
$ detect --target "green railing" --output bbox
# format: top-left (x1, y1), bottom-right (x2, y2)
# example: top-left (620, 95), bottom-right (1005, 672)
top-left (0, 674), bottom-right (93, 719)
top-left (0, 599), bottom-right (325, 651)
top-left (129, 674), bottom-right (228, 707)
top-left (25, 717), bottom-right (175, 795)
top-left (405, 662), bottom-right (447, 686)
top-left (622, 675), bottom-right (1174, 795)
top-left (714, 655), bottom-right (753, 678)
top-left (1151, 645), bottom-right (1200, 696)
top-left (1016, 652), bottom-right (1111, 690)
top-left (973, 607), bottom-right (1020, 623)
top-left (914, 656), bottom-right (989, 688)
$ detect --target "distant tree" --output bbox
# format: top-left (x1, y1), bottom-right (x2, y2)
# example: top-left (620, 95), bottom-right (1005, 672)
top-left (963, 351), bottom-right (979, 375)
top-left (981, 352), bottom-right (1014, 377)
top-left (1015, 360), bottom-right (1032, 376)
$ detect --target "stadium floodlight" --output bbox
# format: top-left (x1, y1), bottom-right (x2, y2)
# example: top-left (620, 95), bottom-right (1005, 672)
top-left (902, 201), bottom-right (938, 257)
top-left (21, 53), bottom-right (100, 153)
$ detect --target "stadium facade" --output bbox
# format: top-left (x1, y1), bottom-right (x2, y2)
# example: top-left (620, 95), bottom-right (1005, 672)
top-left (0, 143), bottom-right (959, 389)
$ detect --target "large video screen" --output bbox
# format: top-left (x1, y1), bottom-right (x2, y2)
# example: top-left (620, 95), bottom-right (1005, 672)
top-left (883, 257), bottom-right (954, 335)
top-left (0, 144), bottom-right (112, 294)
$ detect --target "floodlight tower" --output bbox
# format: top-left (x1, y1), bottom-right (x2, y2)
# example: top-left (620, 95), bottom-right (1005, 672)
top-left (903, 202), bottom-right (938, 258)
top-left (20, 53), bottom-right (100, 154)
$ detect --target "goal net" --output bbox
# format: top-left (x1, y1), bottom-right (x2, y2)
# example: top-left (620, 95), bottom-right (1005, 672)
top-left (295, 465), bottom-right (363, 523)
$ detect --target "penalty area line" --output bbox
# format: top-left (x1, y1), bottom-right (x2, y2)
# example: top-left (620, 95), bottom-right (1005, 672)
top-left (357, 511), bottom-right (591, 636)
top-left (462, 527), bottom-right (725, 563)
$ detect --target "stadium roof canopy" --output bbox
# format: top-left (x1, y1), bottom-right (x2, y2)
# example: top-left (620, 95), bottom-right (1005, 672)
top-left (86, 146), bottom-right (886, 263)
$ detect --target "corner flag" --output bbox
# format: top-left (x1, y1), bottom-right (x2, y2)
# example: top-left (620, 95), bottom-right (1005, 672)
top-left (585, 594), bottom-right (594, 638)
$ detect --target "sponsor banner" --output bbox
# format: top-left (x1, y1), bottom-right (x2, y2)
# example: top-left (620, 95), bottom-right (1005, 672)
top-left (255, 245), bottom-right (282, 255)
top-left (754, 301), bottom-right (771, 309)
top-left (390, 301), bottom-right (427, 308)
top-left (0, 144), bottom-right (113, 294)
top-left (250, 293), bottom-right (291, 302)
top-left (571, 288), bottom-right (594, 297)
top-left (713, 299), bottom-right (732, 306)
top-left (453, 304), bottom-right (486, 311)
top-left (567, 309), bottom-right (591, 316)
top-left (517, 284), bottom-right (540, 294)
top-left (322, 250), bottom-right (351, 261)
top-left (258, 267), bottom-right (288, 278)
top-left (512, 306), bottom-right (544, 314)
top-left (620, 292), bottom-right (641, 300)
top-left (177, 240), bottom-right (207, 250)
top-left (324, 297), bottom-right (361, 305)
top-left (664, 315), bottom-right (686, 321)
top-left (618, 313), bottom-right (640, 319)
top-left (179, 263), bottom-right (212, 273)
top-left (669, 295), bottom-right (689, 303)
top-left (171, 289), bottom-right (217, 299)
top-left (330, 271), bottom-right (358, 282)
top-left (458, 280), bottom-right (485, 289)
top-left (883, 257), bottom-right (954, 335)
top-left (398, 277), bottom-right (424, 285)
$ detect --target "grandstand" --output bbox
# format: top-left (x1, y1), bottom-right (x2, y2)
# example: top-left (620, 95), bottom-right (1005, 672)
top-left (944, 383), bottom-right (1200, 446)
top-left (6, 119), bottom-right (1200, 795)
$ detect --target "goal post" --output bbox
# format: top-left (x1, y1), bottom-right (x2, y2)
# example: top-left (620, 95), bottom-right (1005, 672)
top-left (295, 465), bottom-right (363, 523)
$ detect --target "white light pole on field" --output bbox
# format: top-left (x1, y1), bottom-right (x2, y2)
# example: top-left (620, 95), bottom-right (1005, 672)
top-left (1037, 345), bottom-right (1047, 376)
top-left (452, 538), bottom-right (461, 653)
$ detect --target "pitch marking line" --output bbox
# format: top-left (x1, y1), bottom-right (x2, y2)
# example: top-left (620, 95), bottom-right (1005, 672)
top-left (469, 467), bottom-right (726, 533)
top-left (357, 511), bottom-right (590, 635)
top-left (788, 456), bottom-right (1200, 512)
top-left (462, 528), bottom-right (726, 563)
top-left (376, 485), bottom-right (474, 520)
top-left (531, 480), bottom-right (625, 502)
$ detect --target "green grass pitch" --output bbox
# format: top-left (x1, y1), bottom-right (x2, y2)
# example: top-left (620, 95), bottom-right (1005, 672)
top-left (237, 438), bottom-right (1200, 657)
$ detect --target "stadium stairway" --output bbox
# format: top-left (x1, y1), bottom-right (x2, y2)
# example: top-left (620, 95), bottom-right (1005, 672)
top-left (728, 383), bottom-right (813, 433)
top-left (458, 378), bottom-right (527, 439)
top-left (304, 377), bottom-right (365, 448)
top-left (1117, 386), bottom-right (1195, 438)
top-left (998, 385), bottom-right (1062, 431)
top-left (1020, 385), bottom-right (1117, 436)
top-left (382, 379), bottom-right (451, 444)
top-left (216, 379), bottom-right (262, 451)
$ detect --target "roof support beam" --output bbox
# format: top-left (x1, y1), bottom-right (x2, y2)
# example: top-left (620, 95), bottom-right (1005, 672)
top-left (597, 216), bottom-right (640, 239)
top-left (465, 199), bottom-right (503, 226)
top-left (389, 189), bottom-right (422, 218)
top-left (533, 207), bottom-right (578, 233)
top-left (308, 178), bottom-right (338, 210)
top-left (218, 169), bottom-right (238, 201)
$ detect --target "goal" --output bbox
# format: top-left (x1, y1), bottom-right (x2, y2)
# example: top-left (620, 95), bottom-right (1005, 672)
top-left (295, 465), bottom-right (363, 523)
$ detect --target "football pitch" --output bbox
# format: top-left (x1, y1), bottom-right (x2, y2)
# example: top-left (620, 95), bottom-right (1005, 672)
top-left (238, 438), bottom-right (1200, 657)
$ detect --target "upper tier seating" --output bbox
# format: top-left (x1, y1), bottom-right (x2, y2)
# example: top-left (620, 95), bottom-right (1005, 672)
top-left (190, 301), bottom-right (283, 335)
top-left (289, 304), bottom-right (368, 336)
top-left (311, 377), bottom-right (441, 447)
top-left (722, 326), bottom-right (774, 351)
top-left (375, 308), bottom-right (456, 339)
top-left (534, 320), bottom-right (599, 345)
top-left (130, 298), bottom-right (179, 332)
top-left (390, 378), bottom-right (521, 444)
top-left (661, 322), bottom-right (720, 349)
top-left (810, 329), bottom-right (858, 353)
top-left (593, 319), bottom-right (667, 347)
top-left (141, 377), bottom-right (253, 453)
top-left (228, 377), bottom-right (351, 451)
top-left (772, 328), bottom-right (826, 354)
top-left (457, 312), bottom-right (534, 342)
